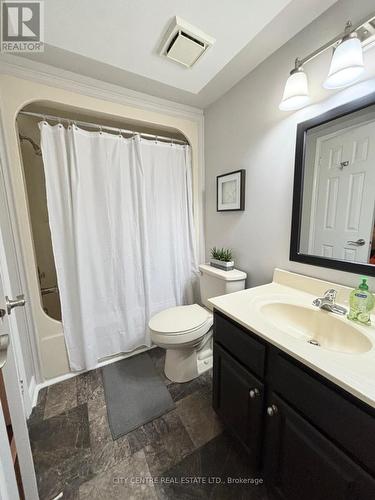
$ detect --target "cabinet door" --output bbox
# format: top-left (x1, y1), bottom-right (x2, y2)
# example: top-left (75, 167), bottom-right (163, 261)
top-left (264, 393), bottom-right (375, 500)
top-left (213, 342), bottom-right (264, 466)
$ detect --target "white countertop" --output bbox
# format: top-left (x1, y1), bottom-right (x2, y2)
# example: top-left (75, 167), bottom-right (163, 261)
top-left (209, 269), bottom-right (375, 408)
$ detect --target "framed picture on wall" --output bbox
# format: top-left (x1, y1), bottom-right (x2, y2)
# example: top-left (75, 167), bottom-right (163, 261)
top-left (216, 169), bottom-right (246, 211)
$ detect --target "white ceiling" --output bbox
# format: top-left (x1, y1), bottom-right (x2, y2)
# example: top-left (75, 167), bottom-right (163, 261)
top-left (19, 0), bottom-right (339, 107)
top-left (43, 0), bottom-right (294, 94)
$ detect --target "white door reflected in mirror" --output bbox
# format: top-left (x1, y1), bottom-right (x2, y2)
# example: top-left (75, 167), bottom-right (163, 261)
top-left (299, 108), bottom-right (375, 266)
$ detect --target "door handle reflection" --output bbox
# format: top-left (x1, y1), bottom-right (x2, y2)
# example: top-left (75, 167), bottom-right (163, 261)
top-left (347, 239), bottom-right (366, 246)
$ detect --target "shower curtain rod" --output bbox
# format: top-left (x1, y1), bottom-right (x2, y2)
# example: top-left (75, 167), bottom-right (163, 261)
top-left (18, 111), bottom-right (188, 145)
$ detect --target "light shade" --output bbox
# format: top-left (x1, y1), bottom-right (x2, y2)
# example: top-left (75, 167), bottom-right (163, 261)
top-left (279, 68), bottom-right (310, 111)
top-left (323, 37), bottom-right (364, 89)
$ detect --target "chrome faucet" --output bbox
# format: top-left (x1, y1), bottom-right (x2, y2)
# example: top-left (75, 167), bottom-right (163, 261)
top-left (313, 289), bottom-right (347, 315)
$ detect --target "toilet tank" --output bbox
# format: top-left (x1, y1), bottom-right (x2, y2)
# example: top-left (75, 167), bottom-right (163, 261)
top-left (199, 264), bottom-right (247, 311)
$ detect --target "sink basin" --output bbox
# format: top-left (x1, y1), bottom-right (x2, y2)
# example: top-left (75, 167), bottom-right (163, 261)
top-left (259, 302), bottom-right (372, 354)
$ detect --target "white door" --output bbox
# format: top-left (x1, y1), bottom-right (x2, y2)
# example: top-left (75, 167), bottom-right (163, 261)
top-left (0, 117), bottom-right (39, 498)
top-left (0, 394), bottom-right (19, 500)
top-left (0, 248), bottom-right (39, 500)
top-left (310, 121), bottom-right (375, 263)
top-left (0, 277), bottom-right (21, 500)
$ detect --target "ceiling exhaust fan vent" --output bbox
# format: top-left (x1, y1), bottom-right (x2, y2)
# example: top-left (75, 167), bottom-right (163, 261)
top-left (160, 17), bottom-right (215, 68)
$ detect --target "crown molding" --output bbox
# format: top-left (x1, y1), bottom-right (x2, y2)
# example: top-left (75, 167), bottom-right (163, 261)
top-left (0, 54), bottom-right (204, 121)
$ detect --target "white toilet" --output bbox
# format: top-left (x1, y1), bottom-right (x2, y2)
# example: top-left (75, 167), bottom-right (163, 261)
top-left (149, 264), bottom-right (247, 383)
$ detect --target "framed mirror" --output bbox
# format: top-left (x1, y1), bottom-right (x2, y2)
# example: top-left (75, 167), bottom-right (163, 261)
top-left (290, 92), bottom-right (375, 276)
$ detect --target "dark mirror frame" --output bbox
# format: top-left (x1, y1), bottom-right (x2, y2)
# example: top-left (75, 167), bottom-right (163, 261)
top-left (290, 91), bottom-right (375, 277)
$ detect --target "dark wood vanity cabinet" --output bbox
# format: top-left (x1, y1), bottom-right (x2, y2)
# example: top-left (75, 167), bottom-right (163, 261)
top-left (263, 393), bottom-right (375, 500)
top-left (213, 343), bottom-right (264, 466)
top-left (212, 310), bottom-right (375, 500)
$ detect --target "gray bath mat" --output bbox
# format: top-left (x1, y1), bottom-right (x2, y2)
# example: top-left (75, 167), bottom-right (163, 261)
top-left (102, 352), bottom-right (175, 440)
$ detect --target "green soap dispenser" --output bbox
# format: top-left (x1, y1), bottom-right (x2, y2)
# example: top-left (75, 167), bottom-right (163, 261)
top-left (348, 277), bottom-right (375, 325)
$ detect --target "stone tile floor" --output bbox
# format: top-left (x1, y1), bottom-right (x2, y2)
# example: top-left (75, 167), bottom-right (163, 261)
top-left (28, 348), bottom-right (267, 500)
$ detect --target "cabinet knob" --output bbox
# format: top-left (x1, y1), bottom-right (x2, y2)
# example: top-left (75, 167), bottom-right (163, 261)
top-left (249, 388), bottom-right (260, 399)
top-left (267, 404), bottom-right (278, 417)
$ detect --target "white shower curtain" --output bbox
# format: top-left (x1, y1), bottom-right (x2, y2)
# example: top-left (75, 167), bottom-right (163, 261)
top-left (39, 122), bottom-right (198, 371)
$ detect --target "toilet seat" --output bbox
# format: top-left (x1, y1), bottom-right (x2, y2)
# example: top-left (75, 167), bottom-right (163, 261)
top-left (149, 304), bottom-right (213, 345)
top-left (149, 304), bottom-right (212, 335)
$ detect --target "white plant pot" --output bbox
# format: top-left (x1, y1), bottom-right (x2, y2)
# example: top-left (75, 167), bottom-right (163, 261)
top-left (210, 258), bottom-right (234, 271)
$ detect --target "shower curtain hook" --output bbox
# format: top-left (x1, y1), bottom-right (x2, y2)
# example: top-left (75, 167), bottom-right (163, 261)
top-left (155, 135), bottom-right (158, 144)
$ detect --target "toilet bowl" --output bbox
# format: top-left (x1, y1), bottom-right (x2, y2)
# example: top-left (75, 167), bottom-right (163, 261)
top-left (149, 304), bottom-right (214, 383)
top-left (149, 264), bottom-right (247, 383)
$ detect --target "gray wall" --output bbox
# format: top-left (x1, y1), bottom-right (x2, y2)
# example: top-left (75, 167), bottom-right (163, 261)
top-left (205, 0), bottom-right (375, 289)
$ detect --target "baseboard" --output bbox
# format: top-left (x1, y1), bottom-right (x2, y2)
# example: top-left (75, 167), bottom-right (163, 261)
top-left (30, 345), bottom-right (156, 410)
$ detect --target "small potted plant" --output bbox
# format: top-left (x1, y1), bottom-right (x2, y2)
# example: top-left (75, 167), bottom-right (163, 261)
top-left (210, 247), bottom-right (234, 271)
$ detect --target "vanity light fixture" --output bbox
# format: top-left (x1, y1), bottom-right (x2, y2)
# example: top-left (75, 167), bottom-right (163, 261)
top-left (324, 28), bottom-right (364, 89)
top-left (279, 15), bottom-right (375, 111)
top-left (279, 62), bottom-right (310, 111)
